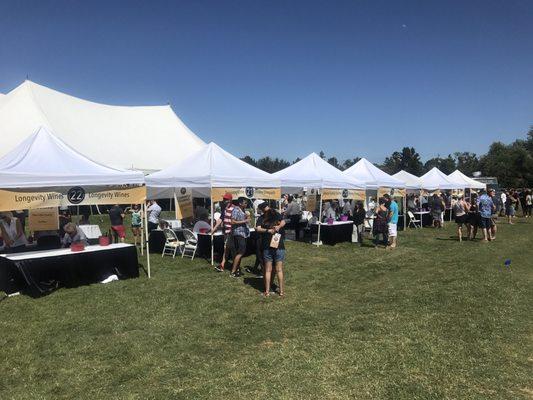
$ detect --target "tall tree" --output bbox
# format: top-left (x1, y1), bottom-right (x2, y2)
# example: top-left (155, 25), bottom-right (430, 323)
top-left (454, 152), bottom-right (480, 176)
top-left (342, 157), bottom-right (361, 171)
top-left (424, 155), bottom-right (456, 174)
top-left (382, 147), bottom-right (424, 175)
top-left (327, 157), bottom-right (340, 169)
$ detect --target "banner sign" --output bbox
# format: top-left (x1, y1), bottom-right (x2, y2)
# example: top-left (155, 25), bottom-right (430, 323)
top-left (377, 187), bottom-right (406, 198)
top-left (211, 187), bottom-right (281, 202)
top-left (306, 190), bottom-right (317, 211)
top-left (0, 185), bottom-right (146, 211)
top-left (175, 187), bottom-right (193, 219)
top-left (28, 207), bottom-right (59, 231)
top-left (321, 189), bottom-right (366, 201)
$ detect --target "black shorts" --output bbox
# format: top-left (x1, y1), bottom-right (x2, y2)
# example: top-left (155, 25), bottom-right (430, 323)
top-left (455, 214), bottom-right (468, 225)
top-left (234, 236), bottom-right (247, 256)
top-left (480, 217), bottom-right (492, 229)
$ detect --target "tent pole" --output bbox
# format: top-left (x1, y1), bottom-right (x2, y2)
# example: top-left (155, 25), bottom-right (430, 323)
top-left (210, 194), bottom-right (214, 266)
top-left (316, 193), bottom-right (323, 246)
top-left (403, 194), bottom-right (407, 231)
top-left (173, 189), bottom-right (178, 220)
top-left (143, 202), bottom-right (151, 278)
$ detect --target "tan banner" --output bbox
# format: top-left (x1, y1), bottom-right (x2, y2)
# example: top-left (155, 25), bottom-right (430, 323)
top-left (211, 187), bottom-right (281, 202)
top-left (321, 189), bottom-right (366, 201)
top-left (306, 194), bottom-right (317, 211)
top-left (377, 187), bottom-right (406, 198)
top-left (28, 207), bottom-right (59, 231)
top-left (175, 188), bottom-right (193, 219)
top-left (0, 185), bottom-right (146, 211)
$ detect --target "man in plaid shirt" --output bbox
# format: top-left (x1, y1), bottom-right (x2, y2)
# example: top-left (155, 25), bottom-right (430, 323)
top-left (230, 197), bottom-right (250, 277)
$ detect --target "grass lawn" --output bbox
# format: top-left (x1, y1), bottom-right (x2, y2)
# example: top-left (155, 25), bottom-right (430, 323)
top-left (0, 215), bottom-right (532, 399)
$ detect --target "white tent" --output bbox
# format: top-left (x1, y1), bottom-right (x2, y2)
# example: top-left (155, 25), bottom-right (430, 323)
top-left (343, 158), bottom-right (404, 189)
top-left (392, 170), bottom-right (422, 190)
top-left (0, 126), bottom-right (151, 276)
top-left (0, 80), bottom-right (205, 171)
top-left (273, 152), bottom-right (366, 191)
top-left (273, 153), bottom-right (365, 245)
top-left (419, 167), bottom-right (462, 191)
top-left (0, 127), bottom-right (144, 188)
top-left (146, 142), bottom-right (281, 264)
top-left (447, 170), bottom-right (486, 190)
top-left (146, 142), bottom-right (280, 197)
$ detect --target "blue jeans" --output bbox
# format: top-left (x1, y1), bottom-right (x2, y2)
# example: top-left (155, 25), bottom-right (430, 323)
top-left (263, 248), bottom-right (285, 262)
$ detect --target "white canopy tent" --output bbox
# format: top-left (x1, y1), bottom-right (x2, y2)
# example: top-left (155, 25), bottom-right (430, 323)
top-left (273, 153), bottom-right (366, 245)
top-left (273, 152), bottom-right (366, 191)
top-left (447, 170), bottom-right (486, 190)
top-left (0, 80), bottom-right (205, 172)
top-left (343, 158), bottom-right (405, 189)
top-left (392, 170), bottom-right (423, 190)
top-left (0, 127), bottom-right (151, 276)
top-left (146, 142), bottom-right (281, 264)
top-left (419, 167), bottom-right (463, 191)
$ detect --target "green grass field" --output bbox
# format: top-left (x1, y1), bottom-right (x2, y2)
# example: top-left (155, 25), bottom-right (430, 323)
top-left (1, 216), bottom-right (532, 399)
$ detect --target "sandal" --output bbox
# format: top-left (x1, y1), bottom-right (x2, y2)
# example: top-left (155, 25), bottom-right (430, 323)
top-left (261, 292), bottom-right (270, 297)
top-left (278, 292), bottom-right (285, 297)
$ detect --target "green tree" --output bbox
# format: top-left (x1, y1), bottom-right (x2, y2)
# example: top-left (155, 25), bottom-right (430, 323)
top-left (382, 147), bottom-right (424, 175)
top-left (327, 157), bottom-right (340, 169)
top-left (454, 152), bottom-right (480, 176)
top-left (424, 155), bottom-right (456, 174)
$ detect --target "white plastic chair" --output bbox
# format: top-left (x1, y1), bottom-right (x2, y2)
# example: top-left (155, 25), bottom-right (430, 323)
top-left (162, 228), bottom-right (183, 258)
top-left (407, 211), bottom-right (421, 228)
top-left (181, 229), bottom-right (198, 260)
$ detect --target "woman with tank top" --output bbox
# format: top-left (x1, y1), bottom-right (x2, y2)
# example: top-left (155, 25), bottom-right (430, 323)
top-left (0, 212), bottom-right (28, 252)
top-left (453, 195), bottom-right (470, 242)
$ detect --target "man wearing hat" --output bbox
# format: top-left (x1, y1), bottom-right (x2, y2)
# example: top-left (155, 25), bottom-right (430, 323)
top-left (215, 192), bottom-right (235, 272)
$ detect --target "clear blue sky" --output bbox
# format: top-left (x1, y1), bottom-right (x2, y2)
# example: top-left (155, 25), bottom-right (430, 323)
top-left (1, 0), bottom-right (532, 163)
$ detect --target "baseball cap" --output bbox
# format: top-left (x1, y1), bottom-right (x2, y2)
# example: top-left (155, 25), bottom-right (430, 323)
top-left (223, 193), bottom-right (233, 200)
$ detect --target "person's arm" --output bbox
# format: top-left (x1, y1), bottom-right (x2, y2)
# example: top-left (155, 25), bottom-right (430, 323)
top-left (15, 219), bottom-right (24, 240)
top-left (0, 223), bottom-right (12, 247)
top-left (273, 218), bottom-right (286, 232)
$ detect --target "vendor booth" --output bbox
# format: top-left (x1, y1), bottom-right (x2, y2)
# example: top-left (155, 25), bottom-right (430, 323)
top-left (0, 127), bottom-right (147, 296)
top-left (273, 153), bottom-right (366, 245)
top-left (343, 158), bottom-right (406, 228)
top-left (146, 142), bottom-right (281, 264)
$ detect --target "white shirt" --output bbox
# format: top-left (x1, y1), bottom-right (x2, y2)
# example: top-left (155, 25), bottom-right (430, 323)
top-left (1, 217), bottom-right (28, 248)
top-left (147, 203), bottom-right (162, 224)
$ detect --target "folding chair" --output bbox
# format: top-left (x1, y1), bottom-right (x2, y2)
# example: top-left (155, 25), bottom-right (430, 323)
top-left (408, 211), bottom-right (421, 228)
top-left (181, 229), bottom-right (198, 260)
top-left (162, 228), bottom-right (183, 258)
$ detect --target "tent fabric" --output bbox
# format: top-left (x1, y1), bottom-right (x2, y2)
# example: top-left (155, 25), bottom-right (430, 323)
top-left (0, 127), bottom-right (145, 188)
top-left (0, 81), bottom-right (205, 172)
top-left (418, 167), bottom-right (463, 191)
top-left (343, 158), bottom-right (404, 189)
top-left (146, 142), bottom-right (280, 192)
top-left (273, 153), bottom-right (366, 190)
top-left (448, 170), bottom-right (486, 190)
top-left (392, 170), bottom-right (423, 190)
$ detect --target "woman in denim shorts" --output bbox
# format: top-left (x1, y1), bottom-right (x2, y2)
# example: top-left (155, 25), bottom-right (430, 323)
top-left (256, 203), bottom-right (286, 297)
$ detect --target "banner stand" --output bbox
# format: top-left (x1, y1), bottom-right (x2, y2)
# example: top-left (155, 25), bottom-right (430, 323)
top-left (210, 195), bottom-right (214, 266)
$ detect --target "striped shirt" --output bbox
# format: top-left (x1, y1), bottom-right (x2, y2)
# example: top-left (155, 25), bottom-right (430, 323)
top-left (223, 204), bottom-right (235, 235)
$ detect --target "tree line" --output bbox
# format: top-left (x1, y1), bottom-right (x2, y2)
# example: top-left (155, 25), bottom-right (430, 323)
top-left (241, 126), bottom-right (533, 188)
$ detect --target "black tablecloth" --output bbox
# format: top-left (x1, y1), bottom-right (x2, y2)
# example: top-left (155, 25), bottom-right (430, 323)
top-left (196, 232), bottom-right (257, 262)
top-left (310, 222), bottom-right (354, 245)
top-left (0, 245), bottom-right (139, 297)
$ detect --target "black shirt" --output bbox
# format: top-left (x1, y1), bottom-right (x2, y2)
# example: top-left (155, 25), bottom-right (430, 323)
top-left (351, 208), bottom-right (366, 226)
top-left (257, 211), bottom-right (285, 250)
top-left (109, 206), bottom-right (124, 226)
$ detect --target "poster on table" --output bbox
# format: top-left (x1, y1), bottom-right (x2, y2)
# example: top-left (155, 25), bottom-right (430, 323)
top-left (175, 187), bottom-right (194, 219)
top-left (321, 189), bottom-right (366, 201)
top-left (0, 185), bottom-right (146, 212)
top-left (377, 187), bottom-right (406, 199)
top-left (211, 187), bottom-right (281, 202)
top-left (28, 207), bottom-right (59, 231)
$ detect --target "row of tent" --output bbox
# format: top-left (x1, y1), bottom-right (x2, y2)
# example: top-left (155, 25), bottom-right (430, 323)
top-left (0, 126), bottom-right (485, 195)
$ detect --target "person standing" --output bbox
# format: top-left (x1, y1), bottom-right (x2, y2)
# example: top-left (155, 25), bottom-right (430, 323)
top-left (256, 202), bottom-right (286, 297)
top-left (478, 189), bottom-right (495, 242)
top-left (0, 212), bottom-right (28, 252)
top-left (500, 191), bottom-right (507, 217)
top-left (146, 200), bottom-right (162, 232)
top-left (108, 204), bottom-right (126, 243)
top-left (129, 205), bottom-right (143, 247)
top-left (505, 190), bottom-right (517, 224)
top-left (372, 198), bottom-right (389, 247)
top-left (285, 195), bottom-right (302, 241)
top-left (525, 189), bottom-right (533, 218)
top-left (466, 193), bottom-right (480, 240)
top-left (351, 201), bottom-right (366, 246)
top-left (384, 194), bottom-right (399, 249)
top-left (453, 195), bottom-right (470, 242)
top-left (430, 194), bottom-right (445, 228)
top-left (215, 193), bottom-right (235, 272)
top-left (230, 197), bottom-right (251, 278)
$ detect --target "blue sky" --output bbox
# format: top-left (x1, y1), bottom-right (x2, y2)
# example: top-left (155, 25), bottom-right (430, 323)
top-left (1, 0), bottom-right (532, 163)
